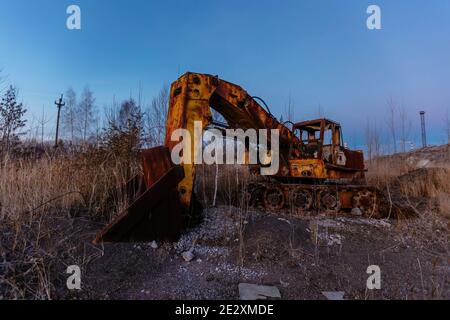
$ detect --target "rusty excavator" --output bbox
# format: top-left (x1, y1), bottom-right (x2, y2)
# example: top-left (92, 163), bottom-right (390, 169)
top-left (95, 72), bottom-right (381, 244)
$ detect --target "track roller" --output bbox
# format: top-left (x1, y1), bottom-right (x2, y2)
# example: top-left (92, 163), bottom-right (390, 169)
top-left (318, 189), bottom-right (341, 213)
top-left (263, 187), bottom-right (285, 211)
top-left (352, 190), bottom-right (377, 217)
top-left (289, 188), bottom-right (315, 215)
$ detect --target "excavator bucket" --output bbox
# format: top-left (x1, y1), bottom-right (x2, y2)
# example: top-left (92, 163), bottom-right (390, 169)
top-left (94, 146), bottom-right (185, 243)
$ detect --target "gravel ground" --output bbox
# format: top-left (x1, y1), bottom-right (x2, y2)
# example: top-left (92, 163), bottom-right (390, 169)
top-left (56, 205), bottom-right (450, 300)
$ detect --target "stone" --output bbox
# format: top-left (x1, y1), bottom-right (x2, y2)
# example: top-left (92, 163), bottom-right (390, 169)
top-left (182, 250), bottom-right (195, 262)
top-left (150, 241), bottom-right (158, 249)
top-left (327, 234), bottom-right (342, 246)
top-left (279, 279), bottom-right (289, 288)
top-left (351, 208), bottom-right (363, 216)
top-left (322, 291), bottom-right (346, 300)
top-left (239, 283), bottom-right (281, 300)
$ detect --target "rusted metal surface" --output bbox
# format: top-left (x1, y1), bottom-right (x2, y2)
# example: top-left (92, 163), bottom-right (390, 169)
top-left (294, 118), bottom-right (341, 129)
top-left (343, 149), bottom-right (365, 170)
top-left (141, 147), bottom-right (174, 187)
top-left (94, 147), bottom-right (185, 243)
top-left (292, 118), bottom-right (367, 180)
top-left (249, 182), bottom-right (380, 217)
top-left (339, 190), bottom-right (354, 209)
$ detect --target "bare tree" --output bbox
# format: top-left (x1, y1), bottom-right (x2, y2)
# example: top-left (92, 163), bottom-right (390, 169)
top-left (103, 98), bottom-right (145, 157)
top-left (62, 87), bottom-right (78, 143)
top-left (365, 118), bottom-right (381, 161)
top-left (283, 95), bottom-right (295, 129)
top-left (145, 85), bottom-right (169, 146)
top-left (317, 103), bottom-right (324, 118)
top-left (118, 99), bottom-right (144, 131)
top-left (137, 81), bottom-right (143, 110)
top-left (104, 96), bottom-right (119, 130)
top-left (398, 105), bottom-right (412, 153)
top-left (37, 105), bottom-right (51, 146)
top-left (386, 97), bottom-right (398, 154)
top-left (78, 86), bottom-right (97, 142)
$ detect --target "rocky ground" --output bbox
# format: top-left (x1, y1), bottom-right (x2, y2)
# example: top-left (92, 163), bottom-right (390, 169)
top-left (60, 205), bottom-right (449, 300)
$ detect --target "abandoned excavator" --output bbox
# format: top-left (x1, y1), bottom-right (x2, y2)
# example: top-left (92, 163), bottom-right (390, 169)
top-left (94, 72), bottom-right (381, 244)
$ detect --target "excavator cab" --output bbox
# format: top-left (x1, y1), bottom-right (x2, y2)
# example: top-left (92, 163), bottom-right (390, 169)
top-left (287, 118), bottom-right (365, 180)
top-left (294, 119), bottom-right (345, 166)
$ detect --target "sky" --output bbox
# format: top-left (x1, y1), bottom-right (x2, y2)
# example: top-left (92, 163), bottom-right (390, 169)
top-left (0, 0), bottom-right (450, 150)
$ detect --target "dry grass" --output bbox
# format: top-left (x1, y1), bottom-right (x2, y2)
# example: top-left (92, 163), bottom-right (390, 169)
top-left (367, 153), bottom-right (450, 219)
top-left (0, 148), bottom-right (140, 221)
top-left (0, 147), bottom-right (140, 299)
top-left (397, 168), bottom-right (450, 199)
top-left (366, 154), bottom-right (450, 291)
top-left (196, 163), bottom-right (254, 208)
top-left (0, 155), bottom-right (82, 221)
top-left (437, 193), bottom-right (450, 219)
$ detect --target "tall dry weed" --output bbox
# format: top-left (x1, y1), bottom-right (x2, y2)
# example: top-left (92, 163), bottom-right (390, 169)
top-left (0, 147), bottom-right (139, 299)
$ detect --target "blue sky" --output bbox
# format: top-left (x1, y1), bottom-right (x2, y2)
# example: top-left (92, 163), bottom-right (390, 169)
top-left (1, 0), bottom-right (450, 149)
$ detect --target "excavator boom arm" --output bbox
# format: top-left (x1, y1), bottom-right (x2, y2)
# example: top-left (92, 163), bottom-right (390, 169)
top-left (164, 72), bottom-right (299, 210)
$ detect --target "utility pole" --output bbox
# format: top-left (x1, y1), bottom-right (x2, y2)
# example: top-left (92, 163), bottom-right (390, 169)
top-left (420, 111), bottom-right (427, 148)
top-left (54, 94), bottom-right (65, 149)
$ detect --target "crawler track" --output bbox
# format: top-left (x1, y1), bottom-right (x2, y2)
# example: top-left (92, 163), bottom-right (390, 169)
top-left (248, 181), bottom-right (383, 218)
